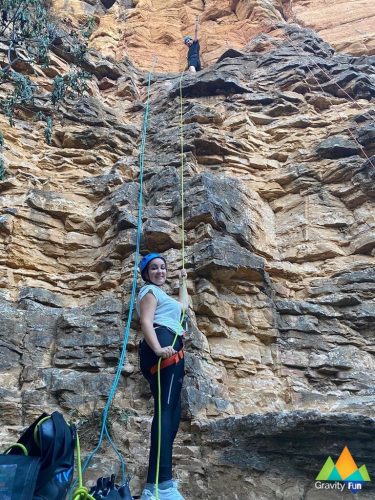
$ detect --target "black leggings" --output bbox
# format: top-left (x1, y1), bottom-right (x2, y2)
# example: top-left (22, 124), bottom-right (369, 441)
top-left (139, 326), bottom-right (185, 484)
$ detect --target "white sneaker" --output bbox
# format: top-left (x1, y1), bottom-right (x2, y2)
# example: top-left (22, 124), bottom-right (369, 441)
top-left (140, 482), bottom-right (185, 500)
top-left (157, 481), bottom-right (185, 500)
top-left (140, 488), bottom-right (156, 500)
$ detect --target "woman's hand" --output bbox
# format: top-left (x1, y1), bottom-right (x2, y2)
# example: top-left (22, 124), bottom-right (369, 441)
top-left (154, 346), bottom-right (176, 359)
top-left (178, 269), bottom-right (189, 310)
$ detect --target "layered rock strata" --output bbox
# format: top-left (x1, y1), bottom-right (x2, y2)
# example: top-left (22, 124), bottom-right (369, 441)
top-left (1, 12), bottom-right (375, 500)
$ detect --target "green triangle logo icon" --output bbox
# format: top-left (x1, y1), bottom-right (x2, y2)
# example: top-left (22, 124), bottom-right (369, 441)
top-left (358, 465), bottom-right (371, 482)
top-left (316, 457), bottom-right (335, 480)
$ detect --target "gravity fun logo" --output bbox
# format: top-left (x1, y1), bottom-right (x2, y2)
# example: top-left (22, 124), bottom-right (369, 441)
top-left (315, 446), bottom-right (371, 493)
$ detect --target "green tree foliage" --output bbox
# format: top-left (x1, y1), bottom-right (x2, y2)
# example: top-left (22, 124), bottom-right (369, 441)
top-left (0, 0), bottom-right (95, 177)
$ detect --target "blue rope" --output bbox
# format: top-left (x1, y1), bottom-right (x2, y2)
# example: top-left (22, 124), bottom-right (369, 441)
top-left (70, 63), bottom-right (155, 495)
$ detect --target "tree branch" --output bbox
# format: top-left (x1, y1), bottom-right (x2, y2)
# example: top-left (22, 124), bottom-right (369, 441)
top-left (0, 0), bottom-right (26, 38)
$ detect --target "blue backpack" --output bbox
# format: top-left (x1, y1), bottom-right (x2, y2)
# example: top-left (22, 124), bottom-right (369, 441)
top-left (0, 411), bottom-right (75, 500)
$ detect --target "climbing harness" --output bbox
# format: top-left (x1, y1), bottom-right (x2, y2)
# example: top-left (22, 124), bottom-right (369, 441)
top-left (150, 348), bottom-right (185, 376)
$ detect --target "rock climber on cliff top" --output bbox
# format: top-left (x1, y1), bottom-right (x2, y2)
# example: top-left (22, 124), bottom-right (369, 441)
top-left (183, 15), bottom-right (201, 73)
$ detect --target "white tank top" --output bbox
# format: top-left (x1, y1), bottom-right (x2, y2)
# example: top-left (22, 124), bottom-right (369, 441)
top-left (136, 284), bottom-right (184, 335)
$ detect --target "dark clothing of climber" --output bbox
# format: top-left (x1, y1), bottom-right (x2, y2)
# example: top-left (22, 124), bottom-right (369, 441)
top-left (137, 253), bottom-right (188, 499)
top-left (184, 15), bottom-right (201, 73)
top-left (187, 41), bottom-right (201, 71)
top-left (139, 326), bottom-right (185, 484)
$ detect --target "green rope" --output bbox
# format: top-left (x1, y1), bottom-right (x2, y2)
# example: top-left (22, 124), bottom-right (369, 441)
top-left (72, 431), bottom-right (95, 500)
top-left (155, 357), bottom-right (162, 499)
top-left (3, 443), bottom-right (28, 456)
top-left (180, 72), bottom-right (185, 272)
top-left (33, 416), bottom-right (51, 448)
top-left (155, 71), bottom-right (187, 500)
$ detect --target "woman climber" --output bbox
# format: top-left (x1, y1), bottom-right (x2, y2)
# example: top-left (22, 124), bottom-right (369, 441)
top-left (137, 253), bottom-right (189, 500)
top-left (183, 15), bottom-right (201, 73)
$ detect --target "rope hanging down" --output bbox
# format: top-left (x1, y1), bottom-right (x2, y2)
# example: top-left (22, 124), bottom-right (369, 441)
top-left (71, 59), bottom-right (156, 499)
top-left (154, 71), bottom-right (187, 500)
top-left (180, 73), bottom-right (186, 272)
top-left (72, 433), bottom-right (95, 500)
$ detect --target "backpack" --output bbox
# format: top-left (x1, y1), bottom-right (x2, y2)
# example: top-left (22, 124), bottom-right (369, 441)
top-left (0, 411), bottom-right (75, 500)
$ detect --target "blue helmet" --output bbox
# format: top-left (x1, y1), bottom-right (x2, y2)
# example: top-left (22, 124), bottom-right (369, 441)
top-left (184, 35), bottom-right (193, 44)
top-left (139, 253), bottom-right (166, 279)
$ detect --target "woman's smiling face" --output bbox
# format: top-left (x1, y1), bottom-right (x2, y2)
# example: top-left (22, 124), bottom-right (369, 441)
top-left (147, 258), bottom-right (167, 285)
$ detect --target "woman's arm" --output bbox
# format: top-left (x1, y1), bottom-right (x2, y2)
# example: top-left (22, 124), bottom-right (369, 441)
top-left (140, 292), bottom-right (176, 359)
top-left (178, 269), bottom-right (189, 312)
top-left (194, 15), bottom-right (199, 41)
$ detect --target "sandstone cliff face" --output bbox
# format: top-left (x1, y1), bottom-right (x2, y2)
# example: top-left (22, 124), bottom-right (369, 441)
top-left (290, 0), bottom-right (375, 56)
top-left (1, 1), bottom-right (375, 498)
top-left (53, 0), bottom-right (375, 73)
